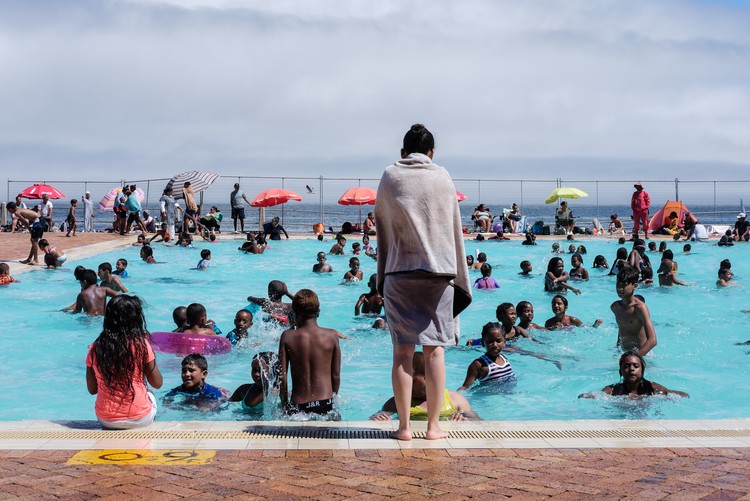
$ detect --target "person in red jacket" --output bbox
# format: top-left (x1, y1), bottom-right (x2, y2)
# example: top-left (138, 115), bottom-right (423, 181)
top-left (630, 182), bottom-right (651, 240)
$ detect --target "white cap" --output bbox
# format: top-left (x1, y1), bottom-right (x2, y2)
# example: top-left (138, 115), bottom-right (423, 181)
top-left (85, 191), bottom-right (90, 195)
top-left (738, 212), bottom-right (746, 219)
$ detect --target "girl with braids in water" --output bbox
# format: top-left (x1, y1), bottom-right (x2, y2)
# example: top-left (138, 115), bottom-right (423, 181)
top-left (86, 295), bottom-right (163, 429)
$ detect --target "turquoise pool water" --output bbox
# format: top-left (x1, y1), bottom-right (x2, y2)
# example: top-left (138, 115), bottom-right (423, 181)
top-left (2, 236), bottom-right (749, 421)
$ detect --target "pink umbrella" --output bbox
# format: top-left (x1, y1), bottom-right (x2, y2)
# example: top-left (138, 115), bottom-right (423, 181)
top-left (456, 191), bottom-right (468, 202)
top-left (338, 187), bottom-right (376, 206)
top-left (19, 183), bottom-right (66, 200)
top-left (250, 188), bottom-right (302, 208)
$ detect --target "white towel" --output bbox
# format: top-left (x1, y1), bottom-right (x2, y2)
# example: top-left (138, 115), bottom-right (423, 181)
top-left (375, 153), bottom-right (471, 317)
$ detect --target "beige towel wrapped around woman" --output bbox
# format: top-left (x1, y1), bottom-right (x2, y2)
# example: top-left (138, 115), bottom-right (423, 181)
top-left (375, 152), bottom-right (471, 345)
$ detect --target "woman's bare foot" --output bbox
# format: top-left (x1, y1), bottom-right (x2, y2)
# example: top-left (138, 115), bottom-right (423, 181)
top-left (391, 429), bottom-right (412, 441)
top-left (425, 428), bottom-right (449, 440)
top-left (19, 259), bottom-right (29, 264)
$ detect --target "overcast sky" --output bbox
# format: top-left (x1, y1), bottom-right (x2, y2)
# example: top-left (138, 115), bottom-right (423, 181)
top-left (2, 0), bottom-right (749, 197)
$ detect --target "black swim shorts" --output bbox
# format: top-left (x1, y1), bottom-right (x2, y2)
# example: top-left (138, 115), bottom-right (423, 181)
top-left (286, 398), bottom-right (334, 415)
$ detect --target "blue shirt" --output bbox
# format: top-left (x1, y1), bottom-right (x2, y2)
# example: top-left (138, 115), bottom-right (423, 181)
top-left (165, 383), bottom-right (227, 402)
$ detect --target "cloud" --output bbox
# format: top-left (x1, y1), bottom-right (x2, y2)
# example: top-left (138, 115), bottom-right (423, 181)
top-left (1, 0), bottom-right (749, 188)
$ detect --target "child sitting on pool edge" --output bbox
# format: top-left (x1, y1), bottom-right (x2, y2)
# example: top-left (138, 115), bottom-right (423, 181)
top-left (370, 351), bottom-right (478, 421)
top-left (229, 352), bottom-right (279, 411)
top-left (39, 239), bottom-right (67, 268)
top-left (163, 354), bottom-right (229, 409)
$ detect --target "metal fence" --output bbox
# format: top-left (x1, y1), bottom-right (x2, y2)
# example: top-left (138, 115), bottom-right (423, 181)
top-left (6, 176), bottom-right (750, 231)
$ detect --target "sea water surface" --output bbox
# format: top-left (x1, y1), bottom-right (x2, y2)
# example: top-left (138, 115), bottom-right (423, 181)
top-left (1, 236), bottom-right (749, 422)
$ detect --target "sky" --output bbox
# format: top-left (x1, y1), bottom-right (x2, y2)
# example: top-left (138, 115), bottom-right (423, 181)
top-left (1, 0), bottom-right (750, 200)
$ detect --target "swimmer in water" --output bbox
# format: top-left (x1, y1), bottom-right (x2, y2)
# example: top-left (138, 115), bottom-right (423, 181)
top-left (229, 352), bottom-right (279, 411)
top-left (355, 274), bottom-right (384, 315)
top-left (544, 295), bottom-right (603, 330)
top-left (578, 352), bottom-right (688, 398)
top-left (312, 251), bottom-right (333, 273)
top-left (458, 322), bottom-right (515, 390)
top-left (343, 257), bottom-right (363, 282)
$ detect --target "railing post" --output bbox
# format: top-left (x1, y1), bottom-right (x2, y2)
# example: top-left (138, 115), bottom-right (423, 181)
top-left (675, 178), bottom-right (679, 201)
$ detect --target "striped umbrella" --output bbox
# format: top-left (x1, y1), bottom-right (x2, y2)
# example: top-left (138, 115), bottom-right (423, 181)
top-left (166, 171), bottom-right (220, 199)
top-left (98, 186), bottom-right (144, 213)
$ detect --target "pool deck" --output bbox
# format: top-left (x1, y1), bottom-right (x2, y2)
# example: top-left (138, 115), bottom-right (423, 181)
top-left (2, 231), bottom-right (748, 499)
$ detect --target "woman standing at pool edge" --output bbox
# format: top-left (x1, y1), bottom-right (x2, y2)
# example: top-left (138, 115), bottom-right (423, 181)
top-left (376, 124), bottom-right (472, 441)
top-left (86, 295), bottom-right (163, 429)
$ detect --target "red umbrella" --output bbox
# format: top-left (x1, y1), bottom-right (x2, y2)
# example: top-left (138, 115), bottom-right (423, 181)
top-left (456, 191), bottom-right (468, 202)
top-left (19, 183), bottom-right (66, 200)
top-left (250, 188), bottom-right (302, 208)
top-left (338, 187), bottom-right (376, 206)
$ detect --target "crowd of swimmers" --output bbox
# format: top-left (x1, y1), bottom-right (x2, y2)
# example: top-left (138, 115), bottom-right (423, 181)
top-left (28, 218), bottom-right (750, 429)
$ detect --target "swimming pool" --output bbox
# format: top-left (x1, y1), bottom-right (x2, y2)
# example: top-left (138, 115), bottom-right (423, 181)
top-left (2, 236), bottom-right (749, 422)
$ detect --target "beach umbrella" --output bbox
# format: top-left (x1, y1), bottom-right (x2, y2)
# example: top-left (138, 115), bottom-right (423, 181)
top-left (338, 187), bottom-right (376, 206)
top-left (456, 191), bottom-right (468, 202)
top-left (98, 186), bottom-right (145, 213)
top-left (545, 187), bottom-right (589, 204)
top-left (166, 171), bottom-right (220, 200)
top-left (19, 183), bottom-right (66, 200)
top-left (250, 188), bottom-right (302, 208)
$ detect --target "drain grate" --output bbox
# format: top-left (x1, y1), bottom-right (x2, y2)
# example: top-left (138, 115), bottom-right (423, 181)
top-left (2, 427), bottom-right (750, 441)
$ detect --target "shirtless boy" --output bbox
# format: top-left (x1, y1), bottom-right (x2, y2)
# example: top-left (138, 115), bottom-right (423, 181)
top-left (63, 269), bottom-right (118, 316)
top-left (611, 267), bottom-right (657, 356)
top-left (355, 274), bottom-right (384, 315)
top-left (248, 280), bottom-right (294, 318)
top-left (97, 262), bottom-right (128, 293)
top-left (312, 252), bottom-right (333, 273)
top-left (180, 303), bottom-right (217, 335)
top-left (278, 289), bottom-right (341, 416)
top-left (329, 236), bottom-right (346, 255)
top-left (7, 202), bottom-right (44, 265)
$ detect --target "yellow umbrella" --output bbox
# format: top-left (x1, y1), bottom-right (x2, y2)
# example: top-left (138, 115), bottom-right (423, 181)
top-left (545, 187), bottom-right (588, 204)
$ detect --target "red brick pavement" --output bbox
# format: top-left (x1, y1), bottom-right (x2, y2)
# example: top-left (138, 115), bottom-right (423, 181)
top-left (2, 448), bottom-right (750, 500)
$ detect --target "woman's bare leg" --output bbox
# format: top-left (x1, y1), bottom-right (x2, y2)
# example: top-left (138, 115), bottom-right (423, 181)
top-left (391, 343), bottom-right (415, 441)
top-left (423, 345), bottom-right (449, 440)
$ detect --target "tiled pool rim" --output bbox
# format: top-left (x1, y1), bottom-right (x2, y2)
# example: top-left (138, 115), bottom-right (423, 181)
top-left (1, 419), bottom-right (749, 450)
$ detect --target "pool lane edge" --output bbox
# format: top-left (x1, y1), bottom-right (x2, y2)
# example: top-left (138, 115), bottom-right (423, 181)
top-left (1, 419), bottom-right (749, 450)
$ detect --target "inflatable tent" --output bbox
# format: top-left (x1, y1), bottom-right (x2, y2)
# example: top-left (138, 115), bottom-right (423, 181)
top-left (648, 200), bottom-right (691, 233)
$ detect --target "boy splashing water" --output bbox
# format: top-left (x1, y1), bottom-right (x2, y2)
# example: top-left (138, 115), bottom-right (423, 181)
top-left (278, 290), bottom-right (341, 418)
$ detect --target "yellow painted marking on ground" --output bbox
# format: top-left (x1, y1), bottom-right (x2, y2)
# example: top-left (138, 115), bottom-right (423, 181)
top-left (67, 449), bottom-right (214, 465)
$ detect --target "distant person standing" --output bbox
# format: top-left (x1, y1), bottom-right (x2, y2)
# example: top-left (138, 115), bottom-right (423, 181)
top-left (230, 183), bottom-right (251, 233)
top-left (40, 193), bottom-right (53, 233)
top-left (82, 191), bottom-right (94, 232)
top-left (182, 182), bottom-right (198, 234)
top-left (376, 124), bottom-right (472, 441)
top-left (630, 182), bottom-right (651, 240)
top-left (159, 187), bottom-right (177, 239)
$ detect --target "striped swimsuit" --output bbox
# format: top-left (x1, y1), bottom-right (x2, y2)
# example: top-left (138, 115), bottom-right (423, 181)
top-left (478, 353), bottom-right (515, 383)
